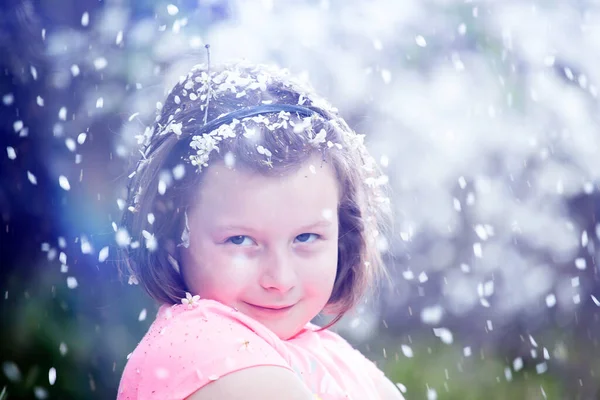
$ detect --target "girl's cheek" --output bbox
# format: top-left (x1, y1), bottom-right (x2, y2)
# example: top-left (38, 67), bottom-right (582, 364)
top-left (229, 253), bottom-right (255, 271)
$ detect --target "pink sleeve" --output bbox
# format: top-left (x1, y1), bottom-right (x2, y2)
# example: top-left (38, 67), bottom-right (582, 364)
top-left (120, 301), bottom-right (293, 400)
top-left (351, 348), bottom-right (387, 379)
top-left (320, 328), bottom-right (387, 380)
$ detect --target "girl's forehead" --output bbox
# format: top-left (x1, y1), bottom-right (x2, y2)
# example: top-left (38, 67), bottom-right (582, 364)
top-left (203, 156), bottom-right (335, 188)
top-left (191, 158), bottom-right (340, 219)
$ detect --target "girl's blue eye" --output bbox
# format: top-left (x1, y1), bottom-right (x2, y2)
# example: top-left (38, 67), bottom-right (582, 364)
top-left (295, 233), bottom-right (319, 243)
top-left (227, 235), bottom-right (254, 246)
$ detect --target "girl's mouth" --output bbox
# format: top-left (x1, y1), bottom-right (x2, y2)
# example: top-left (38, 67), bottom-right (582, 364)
top-left (243, 302), bottom-right (296, 318)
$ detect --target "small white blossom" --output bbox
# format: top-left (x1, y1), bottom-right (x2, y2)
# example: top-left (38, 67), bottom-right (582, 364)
top-left (309, 129), bottom-right (327, 147)
top-left (181, 292), bottom-right (200, 308)
top-left (256, 145), bottom-right (272, 157)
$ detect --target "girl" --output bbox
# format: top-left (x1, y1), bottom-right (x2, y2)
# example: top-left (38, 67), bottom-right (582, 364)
top-left (117, 60), bottom-right (402, 399)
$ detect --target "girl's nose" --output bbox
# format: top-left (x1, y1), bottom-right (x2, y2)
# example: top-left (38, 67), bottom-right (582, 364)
top-left (258, 248), bottom-right (297, 293)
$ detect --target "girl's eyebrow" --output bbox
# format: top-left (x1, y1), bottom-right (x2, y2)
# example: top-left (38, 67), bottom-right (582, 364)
top-left (298, 220), bottom-right (333, 231)
top-left (211, 224), bottom-right (258, 234)
top-left (212, 220), bottom-right (333, 234)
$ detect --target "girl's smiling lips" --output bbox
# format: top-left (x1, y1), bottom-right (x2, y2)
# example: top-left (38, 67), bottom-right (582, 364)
top-left (244, 301), bottom-right (296, 310)
top-left (243, 302), bottom-right (297, 317)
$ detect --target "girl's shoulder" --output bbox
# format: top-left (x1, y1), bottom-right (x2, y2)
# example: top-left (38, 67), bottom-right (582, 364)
top-left (117, 299), bottom-right (292, 400)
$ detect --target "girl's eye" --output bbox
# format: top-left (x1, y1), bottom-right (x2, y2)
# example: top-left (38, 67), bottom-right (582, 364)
top-left (226, 235), bottom-right (254, 246)
top-left (295, 233), bottom-right (319, 243)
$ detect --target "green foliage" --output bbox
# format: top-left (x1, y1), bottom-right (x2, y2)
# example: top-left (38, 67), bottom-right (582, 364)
top-left (380, 340), bottom-right (563, 400)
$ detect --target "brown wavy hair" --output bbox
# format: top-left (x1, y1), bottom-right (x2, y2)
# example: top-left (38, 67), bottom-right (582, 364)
top-left (119, 61), bottom-right (391, 326)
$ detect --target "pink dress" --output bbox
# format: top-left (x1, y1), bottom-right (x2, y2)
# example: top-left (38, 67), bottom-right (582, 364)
top-left (117, 299), bottom-right (387, 399)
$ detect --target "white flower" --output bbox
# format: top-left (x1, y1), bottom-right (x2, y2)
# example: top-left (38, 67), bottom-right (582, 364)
top-left (195, 72), bottom-right (210, 85)
top-left (170, 122), bottom-right (183, 136)
top-left (181, 292), bottom-right (201, 309)
top-left (243, 125), bottom-right (257, 139)
top-left (247, 74), bottom-right (268, 91)
top-left (309, 129), bottom-right (327, 147)
top-left (256, 145), bottom-right (272, 157)
top-left (183, 80), bottom-right (194, 90)
top-left (128, 275), bottom-right (139, 285)
top-left (190, 133), bottom-right (219, 152)
top-left (215, 123), bottom-right (237, 139)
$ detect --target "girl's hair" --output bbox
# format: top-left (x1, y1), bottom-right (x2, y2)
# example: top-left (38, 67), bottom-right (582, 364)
top-left (119, 61), bottom-right (391, 325)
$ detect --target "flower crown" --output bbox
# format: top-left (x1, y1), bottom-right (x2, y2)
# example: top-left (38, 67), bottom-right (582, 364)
top-left (133, 60), bottom-right (345, 174)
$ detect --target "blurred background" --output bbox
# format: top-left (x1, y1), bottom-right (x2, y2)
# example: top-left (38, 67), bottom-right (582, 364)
top-left (2, 0), bottom-right (600, 398)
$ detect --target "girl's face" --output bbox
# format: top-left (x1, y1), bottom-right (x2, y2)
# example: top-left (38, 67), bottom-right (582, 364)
top-left (181, 155), bottom-right (340, 339)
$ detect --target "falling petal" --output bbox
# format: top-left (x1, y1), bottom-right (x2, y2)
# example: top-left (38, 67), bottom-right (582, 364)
top-left (98, 246), bottom-right (109, 262)
top-left (395, 383), bottom-right (407, 394)
top-left (58, 107), bottom-right (67, 121)
top-left (513, 357), bottom-right (523, 371)
top-left (433, 327), bottom-right (453, 344)
top-left (115, 228), bottom-right (131, 247)
top-left (536, 362), bottom-right (548, 374)
top-left (66, 277), bottom-right (78, 289)
top-left (2, 93), bottom-right (14, 105)
top-left (80, 236), bottom-right (92, 254)
top-left (167, 4), bottom-right (179, 15)
top-left (94, 57), bottom-right (107, 70)
top-left (400, 344), bottom-right (413, 358)
top-left (575, 258), bottom-right (586, 270)
top-left (27, 171), bottom-right (37, 185)
top-left (13, 120), bottom-right (23, 132)
top-left (172, 164), bottom-right (185, 180)
top-left (33, 387), bottom-right (48, 399)
top-left (421, 302), bottom-right (443, 323)
top-left (6, 147), bottom-right (16, 160)
top-left (473, 243), bottom-right (482, 258)
top-left (49, 367), bottom-right (56, 385)
top-left (65, 138), bottom-right (76, 152)
top-left (59, 176), bottom-right (71, 191)
top-left (545, 294), bottom-right (556, 308)
top-left (426, 387), bottom-right (437, 400)
top-left (2, 361), bottom-right (22, 382)
top-left (529, 335), bottom-right (538, 347)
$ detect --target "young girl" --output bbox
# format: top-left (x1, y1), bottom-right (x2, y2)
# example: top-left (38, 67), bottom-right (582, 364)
top-left (117, 59), bottom-right (402, 399)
